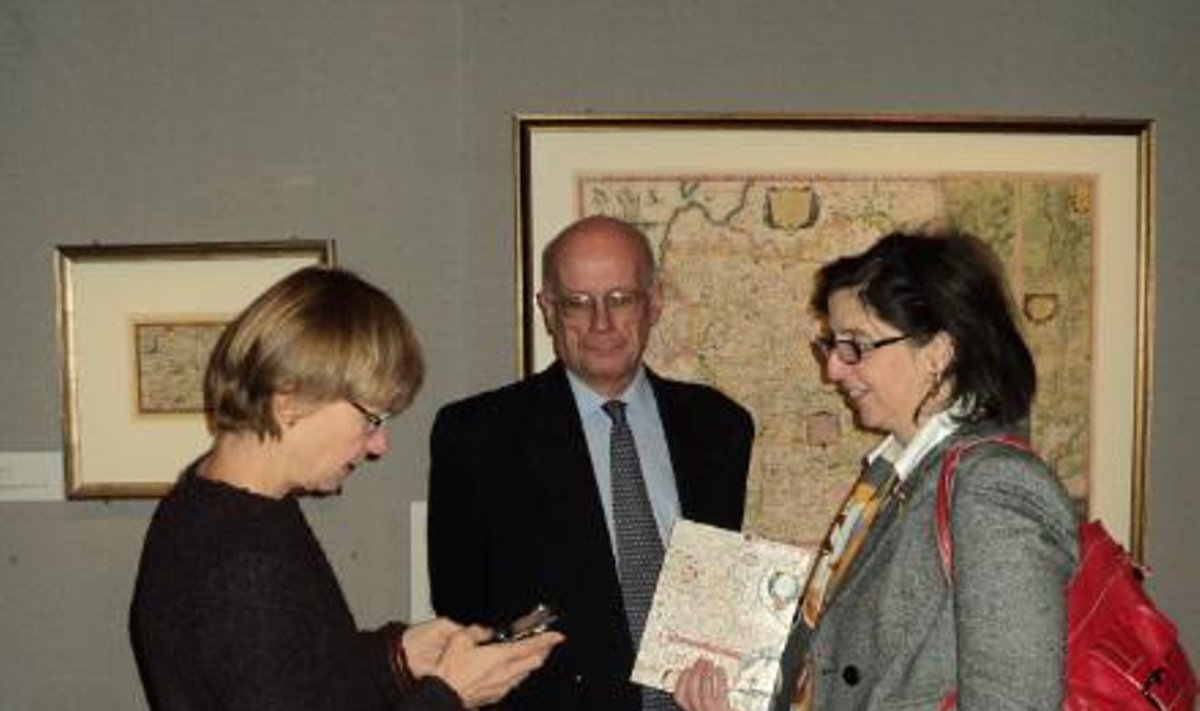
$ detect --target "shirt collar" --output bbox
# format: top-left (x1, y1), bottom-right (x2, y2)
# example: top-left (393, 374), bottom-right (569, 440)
top-left (565, 366), bottom-right (651, 416)
top-left (866, 401), bottom-right (966, 481)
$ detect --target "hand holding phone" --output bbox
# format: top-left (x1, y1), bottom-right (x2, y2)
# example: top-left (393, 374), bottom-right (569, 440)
top-left (434, 609), bottom-right (564, 707)
top-left (488, 603), bottom-right (560, 644)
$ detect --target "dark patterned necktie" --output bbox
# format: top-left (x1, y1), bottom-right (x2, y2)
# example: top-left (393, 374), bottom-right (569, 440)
top-left (603, 400), bottom-right (677, 711)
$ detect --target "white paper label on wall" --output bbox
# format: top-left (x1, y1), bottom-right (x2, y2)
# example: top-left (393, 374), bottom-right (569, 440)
top-left (0, 452), bottom-right (65, 502)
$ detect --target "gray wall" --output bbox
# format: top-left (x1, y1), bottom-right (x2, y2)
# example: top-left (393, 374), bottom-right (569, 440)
top-left (1, 1), bottom-right (1196, 708)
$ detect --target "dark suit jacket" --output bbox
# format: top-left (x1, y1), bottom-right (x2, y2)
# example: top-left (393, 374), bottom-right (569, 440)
top-left (427, 362), bottom-right (754, 711)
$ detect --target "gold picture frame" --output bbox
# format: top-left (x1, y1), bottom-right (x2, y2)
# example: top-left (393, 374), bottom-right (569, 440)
top-left (516, 113), bottom-right (1153, 558)
top-left (55, 240), bottom-right (335, 499)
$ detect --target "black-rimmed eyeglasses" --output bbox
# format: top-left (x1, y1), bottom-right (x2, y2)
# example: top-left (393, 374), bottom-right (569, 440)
top-left (348, 399), bottom-right (393, 433)
top-left (811, 334), bottom-right (911, 366)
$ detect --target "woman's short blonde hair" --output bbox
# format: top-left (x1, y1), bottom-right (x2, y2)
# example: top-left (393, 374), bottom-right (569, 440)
top-left (204, 265), bottom-right (424, 438)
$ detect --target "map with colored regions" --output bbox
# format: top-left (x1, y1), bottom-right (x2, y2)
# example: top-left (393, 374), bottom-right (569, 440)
top-left (632, 519), bottom-right (815, 711)
top-left (579, 173), bottom-right (1093, 546)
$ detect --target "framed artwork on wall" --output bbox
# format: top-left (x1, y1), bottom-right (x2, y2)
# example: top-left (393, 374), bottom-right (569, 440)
top-left (515, 113), bottom-right (1153, 558)
top-left (55, 239), bottom-right (335, 499)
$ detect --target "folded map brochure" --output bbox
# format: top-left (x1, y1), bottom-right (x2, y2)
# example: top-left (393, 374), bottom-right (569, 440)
top-left (631, 519), bottom-right (816, 711)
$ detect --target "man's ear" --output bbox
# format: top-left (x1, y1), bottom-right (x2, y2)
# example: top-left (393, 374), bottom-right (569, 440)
top-left (536, 291), bottom-right (557, 336)
top-left (646, 280), bottom-right (664, 326)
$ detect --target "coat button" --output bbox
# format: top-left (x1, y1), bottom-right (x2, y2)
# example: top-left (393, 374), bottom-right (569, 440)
top-left (841, 665), bottom-right (860, 686)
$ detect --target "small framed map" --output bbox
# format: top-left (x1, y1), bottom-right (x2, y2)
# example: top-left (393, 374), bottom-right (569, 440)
top-left (134, 320), bottom-right (229, 414)
top-left (516, 113), bottom-right (1153, 558)
top-left (55, 240), bottom-right (334, 498)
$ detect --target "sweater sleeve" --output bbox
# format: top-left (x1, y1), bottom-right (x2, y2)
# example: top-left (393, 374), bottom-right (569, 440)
top-left (192, 551), bottom-right (346, 710)
top-left (194, 549), bottom-right (466, 711)
top-left (371, 623), bottom-right (469, 711)
top-left (394, 676), bottom-right (467, 711)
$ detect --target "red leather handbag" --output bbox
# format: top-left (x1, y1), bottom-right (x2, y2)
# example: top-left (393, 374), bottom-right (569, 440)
top-left (935, 436), bottom-right (1198, 711)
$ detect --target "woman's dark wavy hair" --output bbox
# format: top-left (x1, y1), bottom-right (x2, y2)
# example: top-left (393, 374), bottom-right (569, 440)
top-left (810, 229), bottom-right (1036, 425)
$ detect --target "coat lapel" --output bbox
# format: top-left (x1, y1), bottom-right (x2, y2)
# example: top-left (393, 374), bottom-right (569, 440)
top-left (648, 370), bottom-right (701, 518)
top-left (524, 363), bottom-right (620, 576)
top-left (523, 363), bottom-right (636, 668)
top-left (822, 433), bottom-right (961, 611)
top-left (820, 457), bottom-right (908, 612)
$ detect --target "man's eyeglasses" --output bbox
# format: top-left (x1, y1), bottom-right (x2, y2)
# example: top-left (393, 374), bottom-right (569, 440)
top-left (543, 288), bottom-right (648, 323)
top-left (348, 399), bottom-right (393, 433)
top-left (812, 334), bottom-right (911, 365)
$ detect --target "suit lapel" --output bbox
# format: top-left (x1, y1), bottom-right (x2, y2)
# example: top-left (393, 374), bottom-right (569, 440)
top-left (648, 370), bottom-right (701, 518)
top-left (524, 364), bottom-right (617, 569)
top-left (825, 436), bottom-right (955, 610)
top-left (526, 364), bottom-right (640, 667)
top-left (820, 457), bottom-right (907, 611)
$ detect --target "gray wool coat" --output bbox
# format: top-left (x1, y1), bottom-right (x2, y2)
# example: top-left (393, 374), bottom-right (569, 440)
top-left (773, 422), bottom-right (1079, 711)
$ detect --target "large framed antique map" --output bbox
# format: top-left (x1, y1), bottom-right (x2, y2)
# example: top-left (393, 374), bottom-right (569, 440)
top-left (515, 114), bottom-right (1153, 559)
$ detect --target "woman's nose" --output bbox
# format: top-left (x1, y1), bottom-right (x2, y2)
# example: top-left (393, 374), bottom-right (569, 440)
top-left (366, 427), bottom-right (390, 457)
top-left (824, 353), bottom-right (853, 382)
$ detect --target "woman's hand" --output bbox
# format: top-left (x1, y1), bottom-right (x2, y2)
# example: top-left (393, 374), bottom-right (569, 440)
top-left (400, 618), bottom-right (463, 677)
top-left (674, 658), bottom-right (734, 711)
top-left (433, 626), bottom-right (564, 708)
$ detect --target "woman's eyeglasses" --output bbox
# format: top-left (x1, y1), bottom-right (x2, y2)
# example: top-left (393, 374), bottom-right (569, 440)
top-left (348, 400), bottom-right (393, 433)
top-left (811, 334), bottom-right (911, 365)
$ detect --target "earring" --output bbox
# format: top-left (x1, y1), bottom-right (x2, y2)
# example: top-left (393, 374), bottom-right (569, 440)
top-left (912, 368), bottom-right (946, 426)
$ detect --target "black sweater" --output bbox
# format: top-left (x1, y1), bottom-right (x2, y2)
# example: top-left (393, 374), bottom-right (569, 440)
top-left (130, 466), bottom-right (462, 711)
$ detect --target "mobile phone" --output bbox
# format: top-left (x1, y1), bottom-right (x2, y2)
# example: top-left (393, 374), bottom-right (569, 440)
top-left (488, 603), bottom-right (560, 644)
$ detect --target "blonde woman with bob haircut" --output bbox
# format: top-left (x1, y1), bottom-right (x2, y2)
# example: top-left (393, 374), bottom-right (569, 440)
top-left (131, 265), bottom-right (562, 711)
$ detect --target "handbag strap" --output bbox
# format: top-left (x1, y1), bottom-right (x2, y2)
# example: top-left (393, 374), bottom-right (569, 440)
top-left (935, 434), bottom-right (1034, 582)
top-left (934, 434), bottom-right (1035, 710)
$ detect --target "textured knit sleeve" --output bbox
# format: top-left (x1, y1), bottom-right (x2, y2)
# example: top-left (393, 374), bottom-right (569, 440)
top-left (193, 545), bottom-right (468, 711)
top-left (192, 549), bottom-right (341, 710)
top-left (368, 624), bottom-right (467, 711)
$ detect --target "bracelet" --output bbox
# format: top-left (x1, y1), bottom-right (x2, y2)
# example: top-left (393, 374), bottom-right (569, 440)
top-left (385, 622), bottom-right (418, 694)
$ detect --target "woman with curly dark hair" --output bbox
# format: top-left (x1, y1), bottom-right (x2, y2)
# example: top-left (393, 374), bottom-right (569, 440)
top-left (676, 230), bottom-right (1077, 711)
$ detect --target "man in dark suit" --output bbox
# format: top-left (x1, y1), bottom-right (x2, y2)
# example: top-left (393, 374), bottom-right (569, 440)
top-left (427, 215), bottom-right (754, 711)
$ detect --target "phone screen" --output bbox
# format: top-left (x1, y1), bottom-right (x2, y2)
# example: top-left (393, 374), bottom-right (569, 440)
top-left (490, 604), bottom-right (559, 643)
